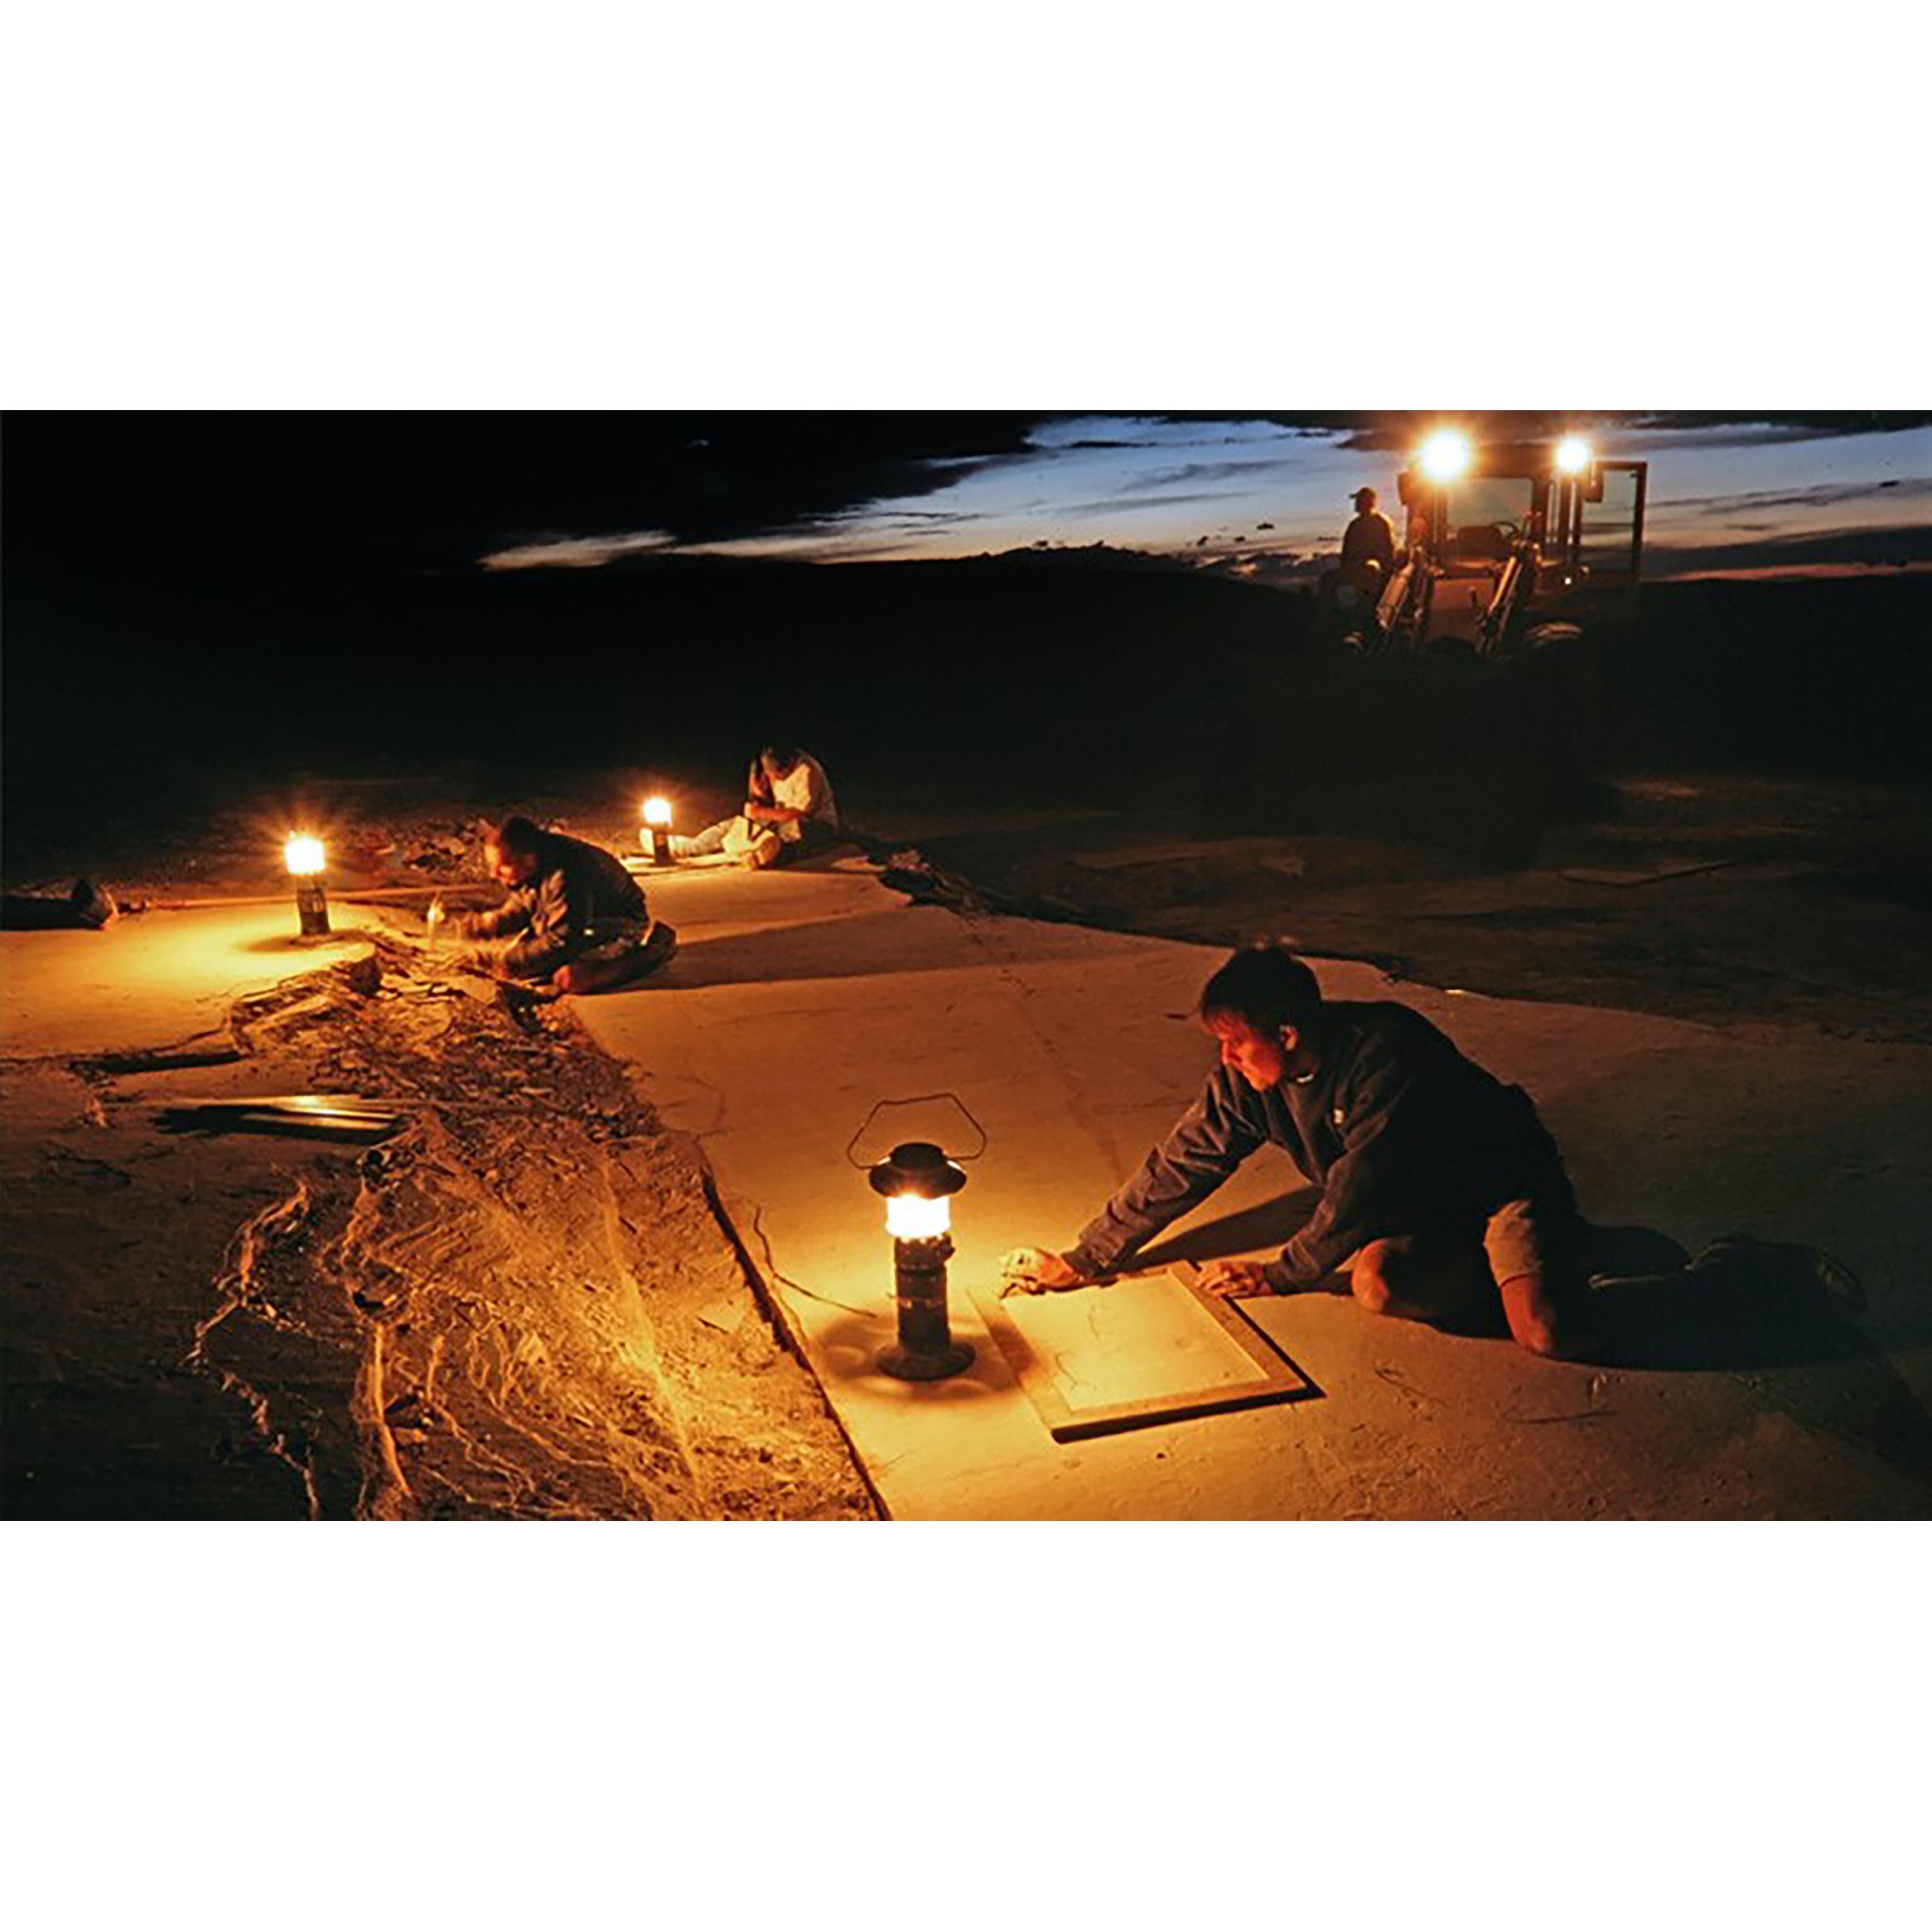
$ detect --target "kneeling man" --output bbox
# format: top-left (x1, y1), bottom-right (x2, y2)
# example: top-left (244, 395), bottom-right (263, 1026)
top-left (445, 815), bottom-right (677, 996)
top-left (1011, 945), bottom-right (1580, 1356)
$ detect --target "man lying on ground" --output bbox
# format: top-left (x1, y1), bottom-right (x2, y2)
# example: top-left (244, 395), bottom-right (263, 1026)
top-left (671, 743), bottom-right (840, 869)
top-left (442, 815), bottom-right (677, 998)
top-left (1004, 944), bottom-right (1580, 1356)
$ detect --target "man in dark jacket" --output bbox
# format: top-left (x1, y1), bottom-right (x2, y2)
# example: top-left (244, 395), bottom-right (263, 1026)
top-left (445, 816), bottom-right (677, 996)
top-left (1009, 945), bottom-right (1580, 1356)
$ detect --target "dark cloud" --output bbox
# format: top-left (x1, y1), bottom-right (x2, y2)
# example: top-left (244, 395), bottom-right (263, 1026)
top-left (1653, 477), bottom-right (1932, 516)
top-left (1057, 489), bottom-right (1258, 517)
top-left (1117, 458), bottom-right (1294, 493)
top-left (1623, 412), bottom-right (1932, 446)
top-left (1644, 522), bottom-right (1932, 576)
top-left (1323, 410), bottom-right (1932, 453)
top-left (4, 412), bottom-right (1046, 583)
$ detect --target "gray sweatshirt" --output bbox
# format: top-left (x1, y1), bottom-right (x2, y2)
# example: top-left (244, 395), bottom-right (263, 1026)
top-left (457, 831), bottom-right (649, 980)
top-left (1066, 1001), bottom-right (1571, 1291)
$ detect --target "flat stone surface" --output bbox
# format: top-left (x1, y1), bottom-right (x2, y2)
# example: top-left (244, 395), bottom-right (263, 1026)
top-left (579, 861), bottom-right (1932, 1519)
top-left (1, 907), bottom-right (375, 1059)
top-left (994, 1273), bottom-right (1264, 1408)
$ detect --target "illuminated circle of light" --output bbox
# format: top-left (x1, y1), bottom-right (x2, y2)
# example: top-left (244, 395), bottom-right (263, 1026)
top-left (284, 834), bottom-right (325, 876)
top-left (886, 1192), bottom-right (951, 1240)
top-left (1555, 435), bottom-right (1593, 475)
top-left (1418, 430), bottom-right (1472, 482)
top-left (642, 797), bottom-right (673, 828)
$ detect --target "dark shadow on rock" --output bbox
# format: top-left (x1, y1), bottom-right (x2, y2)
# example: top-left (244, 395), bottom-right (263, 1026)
top-left (1135, 1190), bottom-right (1321, 1269)
top-left (1583, 1271), bottom-right (1866, 1372)
top-left (2, 897), bottom-right (91, 931)
top-left (774, 842), bottom-right (870, 874)
top-left (660, 909), bottom-right (1072, 988)
top-left (1735, 1343), bottom-right (1932, 1502)
top-left (807, 1311), bottom-right (1005, 1405)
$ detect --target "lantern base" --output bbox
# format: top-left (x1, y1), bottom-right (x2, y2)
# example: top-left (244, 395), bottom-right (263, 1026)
top-left (294, 882), bottom-right (332, 939)
top-left (876, 1340), bottom-right (975, 1383)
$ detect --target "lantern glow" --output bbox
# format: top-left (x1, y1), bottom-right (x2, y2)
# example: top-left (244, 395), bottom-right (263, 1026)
top-left (866, 1139), bottom-right (974, 1381)
top-left (641, 797), bottom-right (675, 865)
top-left (283, 834), bottom-right (326, 876)
top-left (283, 833), bottom-right (331, 936)
top-left (886, 1191), bottom-right (951, 1240)
top-left (1419, 429), bottom-right (1472, 482)
top-left (1554, 436), bottom-right (1593, 475)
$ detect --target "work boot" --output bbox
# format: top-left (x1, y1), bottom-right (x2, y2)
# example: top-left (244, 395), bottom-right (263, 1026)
top-left (1688, 1234), bottom-right (1866, 1318)
top-left (628, 920), bottom-right (679, 981)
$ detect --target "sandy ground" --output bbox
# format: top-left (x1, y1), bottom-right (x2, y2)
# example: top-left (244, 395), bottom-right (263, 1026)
top-left (1, 910), bottom-right (874, 1519)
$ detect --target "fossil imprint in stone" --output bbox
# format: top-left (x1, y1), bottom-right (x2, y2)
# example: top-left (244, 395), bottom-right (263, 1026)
top-left (976, 1263), bottom-right (1318, 1443)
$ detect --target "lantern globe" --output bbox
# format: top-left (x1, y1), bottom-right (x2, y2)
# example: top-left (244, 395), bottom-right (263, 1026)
top-left (886, 1193), bottom-right (951, 1240)
top-left (284, 835), bottom-right (326, 876)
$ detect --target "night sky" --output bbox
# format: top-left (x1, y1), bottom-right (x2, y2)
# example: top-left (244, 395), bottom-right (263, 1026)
top-left (10, 411), bottom-right (1930, 597)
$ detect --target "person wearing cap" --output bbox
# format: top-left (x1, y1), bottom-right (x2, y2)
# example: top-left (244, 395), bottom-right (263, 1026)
top-left (1003, 944), bottom-right (1582, 1358)
top-left (1339, 484), bottom-right (1397, 595)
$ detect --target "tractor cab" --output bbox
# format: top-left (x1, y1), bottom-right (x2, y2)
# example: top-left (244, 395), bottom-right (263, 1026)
top-left (1369, 432), bottom-right (1647, 655)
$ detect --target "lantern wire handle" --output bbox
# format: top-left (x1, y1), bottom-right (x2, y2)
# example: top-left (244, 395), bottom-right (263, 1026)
top-left (844, 1092), bottom-right (989, 1169)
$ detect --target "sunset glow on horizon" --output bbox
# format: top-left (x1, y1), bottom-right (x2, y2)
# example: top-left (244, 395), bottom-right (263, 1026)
top-left (477, 414), bottom-right (1931, 582)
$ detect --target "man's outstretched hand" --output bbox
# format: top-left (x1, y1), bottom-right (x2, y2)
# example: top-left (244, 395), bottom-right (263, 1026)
top-left (1197, 1259), bottom-right (1271, 1298)
top-left (999, 1247), bottom-right (1088, 1297)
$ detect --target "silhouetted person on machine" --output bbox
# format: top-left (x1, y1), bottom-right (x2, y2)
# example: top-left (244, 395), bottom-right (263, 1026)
top-left (1005, 945), bottom-right (1580, 1356)
top-left (444, 816), bottom-right (676, 998)
top-left (1325, 484), bottom-right (1398, 606)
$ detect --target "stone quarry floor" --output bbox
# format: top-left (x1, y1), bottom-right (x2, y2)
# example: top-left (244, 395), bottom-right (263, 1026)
top-left (571, 857), bottom-right (1932, 1519)
top-left (6, 842), bottom-right (1929, 1519)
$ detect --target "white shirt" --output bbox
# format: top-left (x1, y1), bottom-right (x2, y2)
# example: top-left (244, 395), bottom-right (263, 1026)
top-left (772, 752), bottom-right (837, 840)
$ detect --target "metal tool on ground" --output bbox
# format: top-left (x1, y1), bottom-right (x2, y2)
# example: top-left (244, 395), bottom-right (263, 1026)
top-left (151, 1093), bottom-right (404, 1141)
